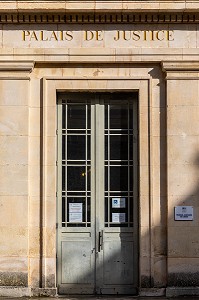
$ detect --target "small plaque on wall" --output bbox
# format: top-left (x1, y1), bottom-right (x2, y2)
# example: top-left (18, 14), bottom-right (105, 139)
top-left (174, 206), bottom-right (193, 221)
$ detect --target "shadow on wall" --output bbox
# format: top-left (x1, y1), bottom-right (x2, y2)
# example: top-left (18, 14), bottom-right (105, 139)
top-left (59, 229), bottom-right (137, 295)
top-left (56, 152), bottom-right (199, 295)
top-left (166, 152), bottom-right (199, 287)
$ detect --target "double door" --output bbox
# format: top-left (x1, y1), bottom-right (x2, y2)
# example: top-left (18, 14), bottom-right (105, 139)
top-left (57, 92), bottom-right (138, 294)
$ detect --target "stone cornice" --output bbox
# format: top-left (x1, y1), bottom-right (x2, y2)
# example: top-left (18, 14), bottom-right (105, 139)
top-left (0, 1), bottom-right (198, 24)
top-left (0, 61), bottom-right (34, 72)
top-left (162, 61), bottom-right (199, 79)
top-left (162, 62), bottom-right (199, 72)
top-left (0, 12), bottom-right (199, 24)
top-left (0, 1), bottom-right (198, 14)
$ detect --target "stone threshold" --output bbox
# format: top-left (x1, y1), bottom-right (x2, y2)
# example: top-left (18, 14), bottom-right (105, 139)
top-left (1, 286), bottom-right (199, 298)
top-left (0, 287), bottom-right (57, 297)
top-left (166, 287), bottom-right (199, 297)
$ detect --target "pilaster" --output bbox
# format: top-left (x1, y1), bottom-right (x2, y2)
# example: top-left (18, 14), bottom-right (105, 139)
top-left (162, 61), bottom-right (199, 297)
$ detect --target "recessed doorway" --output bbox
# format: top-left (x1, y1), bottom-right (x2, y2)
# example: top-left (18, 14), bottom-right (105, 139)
top-left (57, 92), bottom-right (139, 294)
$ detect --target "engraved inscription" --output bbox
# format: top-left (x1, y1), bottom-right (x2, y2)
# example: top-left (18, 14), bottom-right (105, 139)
top-left (113, 30), bottom-right (174, 41)
top-left (84, 30), bottom-right (104, 41)
top-left (7, 25), bottom-right (197, 49)
top-left (22, 29), bottom-right (174, 42)
top-left (22, 30), bottom-right (73, 41)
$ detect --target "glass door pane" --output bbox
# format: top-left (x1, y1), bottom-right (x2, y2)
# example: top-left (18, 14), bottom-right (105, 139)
top-left (104, 96), bottom-right (136, 227)
top-left (61, 99), bottom-right (91, 227)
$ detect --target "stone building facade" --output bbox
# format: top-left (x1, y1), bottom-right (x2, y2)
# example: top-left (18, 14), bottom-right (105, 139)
top-left (0, 0), bottom-right (199, 297)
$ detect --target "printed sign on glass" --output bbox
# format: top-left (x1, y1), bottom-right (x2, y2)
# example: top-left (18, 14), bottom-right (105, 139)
top-left (69, 203), bottom-right (83, 223)
top-left (112, 198), bottom-right (126, 208)
top-left (112, 213), bottom-right (126, 223)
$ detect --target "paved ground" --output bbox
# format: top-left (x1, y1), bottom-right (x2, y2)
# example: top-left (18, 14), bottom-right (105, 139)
top-left (0, 296), bottom-right (199, 300)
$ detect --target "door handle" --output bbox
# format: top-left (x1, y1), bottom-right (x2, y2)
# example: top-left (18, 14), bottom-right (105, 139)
top-left (98, 230), bottom-right (103, 252)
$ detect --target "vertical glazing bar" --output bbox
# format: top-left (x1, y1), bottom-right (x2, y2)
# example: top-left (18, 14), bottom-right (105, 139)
top-left (65, 102), bottom-right (68, 225)
top-left (57, 98), bottom-right (63, 228)
top-left (95, 95), bottom-right (105, 290)
top-left (57, 96), bottom-right (64, 287)
top-left (108, 103), bottom-right (110, 227)
top-left (91, 100), bottom-right (95, 237)
top-left (86, 102), bottom-right (88, 227)
top-left (61, 102), bottom-right (63, 227)
top-left (128, 102), bottom-right (130, 227)
top-left (133, 99), bottom-right (138, 228)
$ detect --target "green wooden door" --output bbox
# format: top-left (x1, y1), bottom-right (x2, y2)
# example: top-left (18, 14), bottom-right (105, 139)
top-left (57, 92), bottom-right (138, 295)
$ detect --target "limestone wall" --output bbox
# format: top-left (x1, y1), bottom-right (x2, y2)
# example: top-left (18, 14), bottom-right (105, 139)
top-left (0, 7), bottom-right (198, 297)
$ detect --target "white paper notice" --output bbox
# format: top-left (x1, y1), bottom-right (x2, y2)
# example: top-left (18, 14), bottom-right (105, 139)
top-left (69, 213), bottom-right (82, 223)
top-left (69, 203), bottom-right (82, 213)
top-left (112, 213), bottom-right (126, 223)
top-left (69, 203), bottom-right (83, 223)
top-left (112, 198), bottom-right (126, 208)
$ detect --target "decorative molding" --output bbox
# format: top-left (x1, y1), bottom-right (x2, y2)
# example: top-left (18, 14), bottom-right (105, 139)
top-left (162, 61), bottom-right (199, 72)
top-left (0, 13), bottom-right (198, 24)
top-left (0, 1), bottom-right (199, 14)
top-left (162, 61), bottom-right (199, 79)
top-left (0, 61), bottom-right (35, 72)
